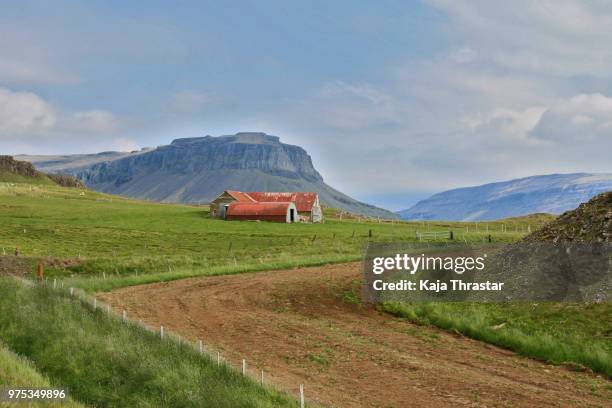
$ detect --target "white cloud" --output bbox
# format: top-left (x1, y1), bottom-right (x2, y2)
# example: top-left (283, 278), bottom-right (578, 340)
top-left (461, 106), bottom-right (546, 139)
top-left (426, 0), bottom-right (612, 77)
top-left (0, 87), bottom-right (119, 139)
top-left (0, 88), bottom-right (57, 136)
top-left (530, 93), bottom-right (612, 143)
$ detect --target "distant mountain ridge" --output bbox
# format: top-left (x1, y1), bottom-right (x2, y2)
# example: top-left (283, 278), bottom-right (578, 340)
top-left (398, 173), bottom-right (612, 221)
top-left (19, 132), bottom-right (396, 218)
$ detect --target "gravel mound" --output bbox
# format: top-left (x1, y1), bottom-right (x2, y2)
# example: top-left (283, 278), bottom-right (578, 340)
top-left (522, 191), bottom-right (611, 243)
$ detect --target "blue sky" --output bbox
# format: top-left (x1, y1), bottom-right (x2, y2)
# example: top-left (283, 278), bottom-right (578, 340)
top-left (1, 1), bottom-right (612, 210)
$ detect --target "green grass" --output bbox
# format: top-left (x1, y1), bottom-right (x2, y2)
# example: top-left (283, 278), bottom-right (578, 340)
top-left (0, 278), bottom-right (296, 407)
top-left (0, 182), bottom-right (531, 291)
top-left (0, 342), bottom-right (86, 407)
top-left (0, 170), bottom-right (55, 186)
top-left (383, 302), bottom-right (612, 377)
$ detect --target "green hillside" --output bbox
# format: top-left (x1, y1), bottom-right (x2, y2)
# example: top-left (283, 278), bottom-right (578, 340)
top-left (0, 156), bottom-right (56, 186)
top-left (0, 182), bottom-right (532, 292)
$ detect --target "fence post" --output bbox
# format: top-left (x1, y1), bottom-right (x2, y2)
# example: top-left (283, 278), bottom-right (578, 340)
top-left (93, 298), bottom-right (97, 310)
top-left (217, 351), bottom-right (220, 366)
top-left (260, 370), bottom-right (264, 385)
top-left (199, 340), bottom-right (203, 354)
top-left (242, 359), bottom-right (246, 375)
top-left (122, 310), bottom-right (126, 321)
top-left (160, 326), bottom-right (164, 339)
top-left (300, 384), bottom-right (304, 408)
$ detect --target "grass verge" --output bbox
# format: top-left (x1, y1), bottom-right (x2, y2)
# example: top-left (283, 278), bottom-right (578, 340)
top-left (0, 342), bottom-right (85, 407)
top-left (67, 254), bottom-right (360, 293)
top-left (383, 301), bottom-right (612, 378)
top-left (0, 278), bottom-right (297, 407)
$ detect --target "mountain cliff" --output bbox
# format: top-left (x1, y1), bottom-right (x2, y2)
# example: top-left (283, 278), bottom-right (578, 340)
top-left (398, 173), bottom-right (612, 221)
top-left (21, 132), bottom-right (395, 218)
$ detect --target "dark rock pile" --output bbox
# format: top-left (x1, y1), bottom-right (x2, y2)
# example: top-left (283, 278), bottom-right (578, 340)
top-left (522, 191), bottom-right (611, 243)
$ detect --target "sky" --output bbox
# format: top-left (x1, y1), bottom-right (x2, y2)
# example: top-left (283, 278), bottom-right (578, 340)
top-left (1, 0), bottom-right (612, 210)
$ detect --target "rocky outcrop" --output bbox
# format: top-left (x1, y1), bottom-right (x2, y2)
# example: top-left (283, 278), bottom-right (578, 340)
top-left (46, 173), bottom-right (85, 188)
top-left (78, 133), bottom-right (324, 186)
top-left (523, 191), bottom-right (611, 243)
top-left (0, 155), bottom-right (40, 178)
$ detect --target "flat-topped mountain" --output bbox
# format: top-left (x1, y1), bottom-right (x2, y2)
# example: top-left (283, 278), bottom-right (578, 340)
top-left (398, 173), bottom-right (612, 221)
top-left (21, 132), bottom-right (395, 218)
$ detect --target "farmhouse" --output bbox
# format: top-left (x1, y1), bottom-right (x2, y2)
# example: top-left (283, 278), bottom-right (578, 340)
top-left (210, 190), bottom-right (323, 223)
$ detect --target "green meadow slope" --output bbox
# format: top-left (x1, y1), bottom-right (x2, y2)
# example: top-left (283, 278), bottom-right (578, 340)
top-left (0, 182), bottom-right (531, 292)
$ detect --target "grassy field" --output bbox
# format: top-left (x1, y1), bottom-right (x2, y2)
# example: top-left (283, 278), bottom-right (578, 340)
top-left (0, 182), bottom-right (531, 292)
top-left (0, 278), bottom-right (297, 407)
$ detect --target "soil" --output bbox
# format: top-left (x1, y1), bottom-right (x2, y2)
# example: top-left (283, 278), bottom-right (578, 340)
top-left (98, 263), bottom-right (612, 408)
top-left (0, 256), bottom-right (31, 277)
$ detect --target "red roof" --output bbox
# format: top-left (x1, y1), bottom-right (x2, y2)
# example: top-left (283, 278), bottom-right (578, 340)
top-left (227, 201), bottom-right (293, 216)
top-left (226, 190), bottom-right (256, 202)
top-left (247, 192), bottom-right (318, 212)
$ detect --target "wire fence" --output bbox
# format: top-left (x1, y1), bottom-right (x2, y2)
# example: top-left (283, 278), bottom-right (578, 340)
top-left (18, 277), bottom-right (311, 408)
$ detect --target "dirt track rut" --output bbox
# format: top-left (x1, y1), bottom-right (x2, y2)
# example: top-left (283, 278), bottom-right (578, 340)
top-left (98, 262), bottom-right (611, 407)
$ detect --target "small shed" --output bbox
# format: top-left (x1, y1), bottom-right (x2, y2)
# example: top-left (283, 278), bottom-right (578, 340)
top-left (247, 192), bottom-right (323, 222)
top-left (210, 190), bottom-right (255, 219)
top-left (226, 201), bottom-right (297, 223)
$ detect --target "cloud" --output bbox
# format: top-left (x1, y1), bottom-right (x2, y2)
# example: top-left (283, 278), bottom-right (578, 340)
top-left (0, 88), bottom-right (57, 136)
top-left (0, 87), bottom-right (119, 138)
top-left (426, 0), bottom-right (612, 77)
top-left (530, 93), bottom-right (612, 143)
top-left (461, 106), bottom-right (546, 140)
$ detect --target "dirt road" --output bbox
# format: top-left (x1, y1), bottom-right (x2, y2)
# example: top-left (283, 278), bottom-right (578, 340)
top-left (98, 263), bottom-right (611, 407)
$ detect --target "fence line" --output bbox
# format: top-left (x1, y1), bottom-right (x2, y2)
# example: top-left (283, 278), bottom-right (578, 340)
top-left (26, 279), bottom-right (310, 407)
